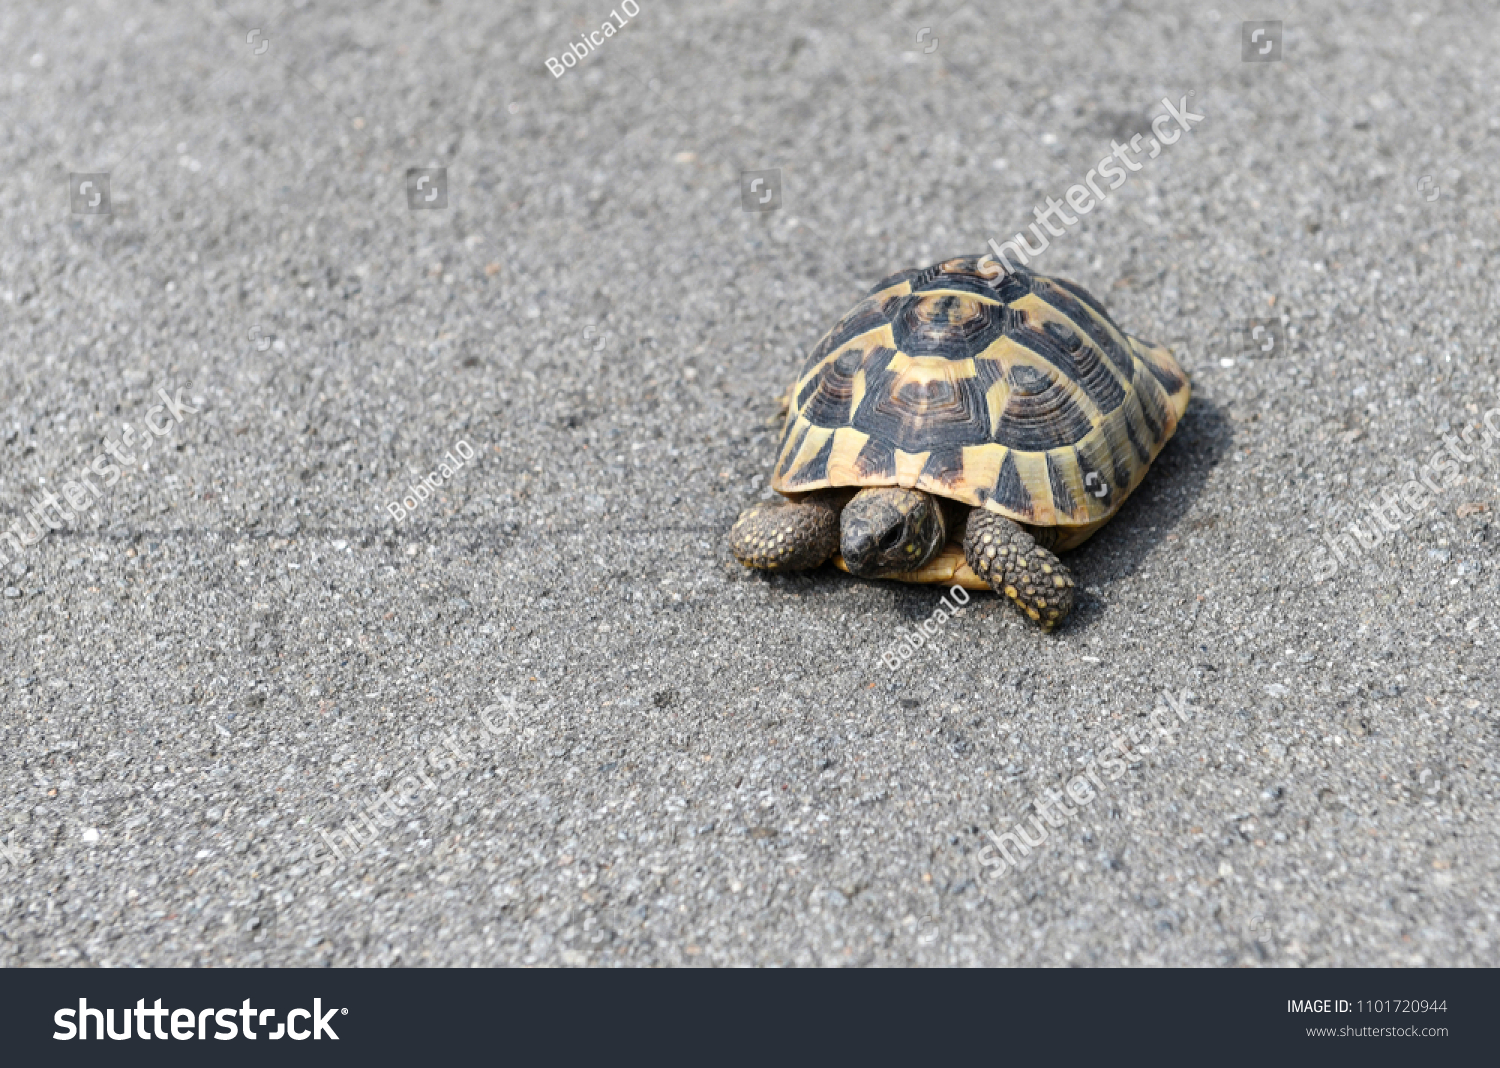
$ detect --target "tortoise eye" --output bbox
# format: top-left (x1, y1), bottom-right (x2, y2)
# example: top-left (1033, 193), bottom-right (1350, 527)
top-left (878, 526), bottom-right (905, 551)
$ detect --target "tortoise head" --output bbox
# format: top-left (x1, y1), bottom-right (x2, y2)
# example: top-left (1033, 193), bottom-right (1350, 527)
top-left (840, 487), bottom-right (947, 578)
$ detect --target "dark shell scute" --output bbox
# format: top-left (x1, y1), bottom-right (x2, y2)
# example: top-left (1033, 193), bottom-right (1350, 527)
top-left (1011, 319), bottom-right (1126, 414)
top-left (920, 446), bottom-right (968, 489)
top-left (800, 298), bottom-right (889, 378)
top-left (994, 374), bottom-right (1094, 451)
top-left (790, 432), bottom-right (835, 486)
top-left (986, 450), bottom-right (1033, 514)
top-left (853, 438), bottom-right (897, 479)
top-left (854, 363), bottom-right (993, 451)
top-left (1031, 279), bottom-right (1133, 377)
top-left (888, 293), bottom-right (1008, 360)
top-left (1046, 452), bottom-right (1077, 516)
top-left (1141, 350), bottom-right (1186, 393)
top-left (832, 348), bottom-right (863, 376)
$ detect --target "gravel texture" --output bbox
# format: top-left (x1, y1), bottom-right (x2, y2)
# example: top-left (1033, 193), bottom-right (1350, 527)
top-left (1, 0), bottom-right (1497, 967)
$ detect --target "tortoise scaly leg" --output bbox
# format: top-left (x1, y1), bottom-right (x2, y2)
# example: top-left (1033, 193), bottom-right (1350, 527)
top-left (730, 492), bottom-right (841, 572)
top-left (962, 508), bottom-right (1077, 631)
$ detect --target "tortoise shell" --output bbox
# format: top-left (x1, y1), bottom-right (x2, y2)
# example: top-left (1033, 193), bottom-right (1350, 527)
top-left (771, 254), bottom-right (1190, 549)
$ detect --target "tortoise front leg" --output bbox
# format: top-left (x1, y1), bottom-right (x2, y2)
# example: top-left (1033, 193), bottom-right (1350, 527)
top-left (730, 491), bottom-right (841, 571)
top-left (962, 507), bottom-right (1077, 631)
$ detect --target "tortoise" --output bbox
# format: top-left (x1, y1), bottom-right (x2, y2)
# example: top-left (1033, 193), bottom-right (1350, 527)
top-left (729, 254), bottom-right (1190, 630)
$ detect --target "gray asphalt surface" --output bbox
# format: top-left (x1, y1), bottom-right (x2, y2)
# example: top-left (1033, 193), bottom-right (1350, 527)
top-left (1, 0), bottom-right (1497, 967)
